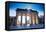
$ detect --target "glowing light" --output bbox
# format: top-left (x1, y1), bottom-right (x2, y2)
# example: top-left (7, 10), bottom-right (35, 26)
top-left (27, 16), bottom-right (30, 21)
top-left (27, 16), bottom-right (30, 26)
top-left (22, 16), bottom-right (25, 24)
top-left (17, 16), bottom-right (21, 24)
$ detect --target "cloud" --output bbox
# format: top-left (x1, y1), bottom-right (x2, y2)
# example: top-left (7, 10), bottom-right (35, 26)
top-left (9, 9), bottom-right (16, 17)
top-left (38, 11), bottom-right (44, 17)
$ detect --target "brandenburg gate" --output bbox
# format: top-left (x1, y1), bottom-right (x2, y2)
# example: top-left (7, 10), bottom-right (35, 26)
top-left (16, 8), bottom-right (38, 26)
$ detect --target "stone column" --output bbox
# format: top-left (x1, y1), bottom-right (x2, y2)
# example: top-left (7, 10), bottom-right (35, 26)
top-left (31, 13), bottom-right (33, 25)
top-left (30, 14), bottom-right (32, 25)
top-left (25, 13), bottom-right (27, 25)
top-left (19, 13), bottom-right (22, 26)
top-left (36, 15), bottom-right (38, 24)
top-left (16, 11), bottom-right (17, 26)
top-left (32, 13), bottom-right (35, 24)
top-left (34, 15), bottom-right (36, 24)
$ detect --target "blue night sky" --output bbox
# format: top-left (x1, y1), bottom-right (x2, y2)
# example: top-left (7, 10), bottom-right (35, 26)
top-left (9, 3), bottom-right (44, 17)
